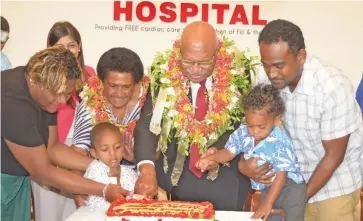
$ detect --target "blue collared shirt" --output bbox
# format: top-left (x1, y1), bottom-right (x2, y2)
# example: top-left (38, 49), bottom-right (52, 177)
top-left (225, 125), bottom-right (304, 191)
top-left (1, 51), bottom-right (12, 71)
top-left (356, 74), bottom-right (363, 112)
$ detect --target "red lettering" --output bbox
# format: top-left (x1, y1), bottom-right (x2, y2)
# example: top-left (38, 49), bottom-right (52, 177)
top-left (180, 3), bottom-right (198, 23)
top-left (160, 2), bottom-right (177, 23)
top-left (136, 1), bottom-right (156, 22)
top-left (212, 4), bottom-right (229, 24)
top-left (252, 5), bottom-right (267, 25)
top-left (201, 4), bottom-right (209, 23)
top-left (113, 1), bottom-right (133, 21)
top-left (229, 5), bottom-right (249, 25)
top-left (113, 2), bottom-right (266, 25)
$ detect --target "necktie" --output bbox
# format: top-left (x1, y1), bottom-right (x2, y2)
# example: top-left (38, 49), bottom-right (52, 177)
top-left (189, 79), bottom-right (208, 178)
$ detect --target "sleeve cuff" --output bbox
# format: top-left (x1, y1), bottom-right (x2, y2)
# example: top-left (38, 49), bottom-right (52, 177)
top-left (137, 160), bottom-right (155, 174)
top-left (321, 119), bottom-right (360, 140)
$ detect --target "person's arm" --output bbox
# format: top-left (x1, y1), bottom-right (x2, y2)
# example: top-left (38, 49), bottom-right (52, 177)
top-left (306, 80), bottom-right (361, 200)
top-left (47, 123), bottom-right (92, 171)
top-left (69, 145), bottom-right (90, 208)
top-left (53, 102), bottom-right (94, 172)
top-left (198, 124), bottom-right (245, 171)
top-left (196, 149), bottom-right (235, 172)
top-left (238, 154), bottom-right (274, 185)
top-left (133, 88), bottom-right (158, 198)
top-left (134, 88), bottom-right (158, 166)
top-left (1, 95), bottom-right (124, 201)
top-left (59, 102), bottom-right (101, 206)
top-left (195, 131), bottom-right (234, 171)
top-left (251, 172), bottom-right (288, 220)
top-left (5, 139), bottom-right (128, 202)
top-left (47, 141), bottom-right (92, 171)
top-left (306, 135), bottom-right (349, 200)
top-left (208, 149), bottom-right (235, 164)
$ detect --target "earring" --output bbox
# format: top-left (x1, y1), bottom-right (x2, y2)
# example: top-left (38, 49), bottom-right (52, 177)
top-left (29, 78), bottom-right (35, 87)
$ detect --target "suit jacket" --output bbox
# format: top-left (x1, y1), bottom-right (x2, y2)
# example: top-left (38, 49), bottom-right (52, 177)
top-left (134, 87), bottom-right (159, 164)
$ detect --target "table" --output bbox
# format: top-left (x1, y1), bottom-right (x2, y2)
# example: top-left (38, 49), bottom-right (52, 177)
top-left (66, 206), bottom-right (262, 221)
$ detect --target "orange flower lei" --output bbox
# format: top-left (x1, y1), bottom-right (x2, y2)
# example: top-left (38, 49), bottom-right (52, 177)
top-left (150, 35), bottom-right (259, 185)
top-left (151, 36), bottom-right (258, 155)
top-left (80, 76), bottom-right (150, 136)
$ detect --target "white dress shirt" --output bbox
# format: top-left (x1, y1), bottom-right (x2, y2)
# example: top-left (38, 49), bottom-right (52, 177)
top-left (190, 77), bottom-right (213, 107)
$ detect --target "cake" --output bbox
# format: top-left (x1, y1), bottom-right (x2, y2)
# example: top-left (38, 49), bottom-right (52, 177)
top-left (106, 198), bottom-right (215, 221)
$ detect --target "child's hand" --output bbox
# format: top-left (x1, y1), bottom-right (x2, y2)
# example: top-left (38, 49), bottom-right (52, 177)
top-left (196, 158), bottom-right (211, 172)
top-left (251, 201), bottom-right (273, 220)
top-left (196, 158), bottom-right (218, 172)
top-left (196, 148), bottom-right (219, 172)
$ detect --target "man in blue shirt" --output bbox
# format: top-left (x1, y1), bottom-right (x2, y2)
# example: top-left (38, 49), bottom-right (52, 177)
top-left (356, 74), bottom-right (363, 114)
top-left (1, 16), bottom-right (12, 71)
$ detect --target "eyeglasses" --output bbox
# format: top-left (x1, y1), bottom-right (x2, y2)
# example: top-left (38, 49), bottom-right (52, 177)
top-left (180, 50), bottom-right (217, 69)
top-left (180, 56), bottom-right (215, 69)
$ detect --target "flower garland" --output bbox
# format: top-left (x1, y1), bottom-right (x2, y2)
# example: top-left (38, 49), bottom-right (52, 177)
top-left (150, 35), bottom-right (259, 185)
top-left (80, 75), bottom-right (150, 136)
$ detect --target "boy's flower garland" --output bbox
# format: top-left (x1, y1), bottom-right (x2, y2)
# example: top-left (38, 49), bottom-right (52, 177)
top-left (80, 76), bottom-right (150, 136)
top-left (149, 35), bottom-right (259, 186)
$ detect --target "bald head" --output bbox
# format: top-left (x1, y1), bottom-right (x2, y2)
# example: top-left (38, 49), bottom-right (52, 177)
top-left (90, 122), bottom-right (120, 148)
top-left (180, 21), bottom-right (218, 55)
top-left (180, 22), bottom-right (218, 83)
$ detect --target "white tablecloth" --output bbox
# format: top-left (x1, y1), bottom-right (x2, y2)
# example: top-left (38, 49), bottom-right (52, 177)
top-left (66, 206), bottom-right (262, 221)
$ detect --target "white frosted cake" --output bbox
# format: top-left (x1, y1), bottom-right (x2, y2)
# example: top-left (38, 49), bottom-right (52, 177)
top-left (106, 199), bottom-right (215, 221)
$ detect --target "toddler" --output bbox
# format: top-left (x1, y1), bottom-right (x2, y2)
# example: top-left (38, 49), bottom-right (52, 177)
top-left (83, 122), bottom-right (138, 208)
top-left (197, 84), bottom-right (306, 221)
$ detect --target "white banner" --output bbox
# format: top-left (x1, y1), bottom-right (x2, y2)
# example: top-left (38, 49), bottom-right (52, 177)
top-left (2, 1), bottom-right (362, 88)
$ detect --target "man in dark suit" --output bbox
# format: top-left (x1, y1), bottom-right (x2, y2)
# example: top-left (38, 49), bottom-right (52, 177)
top-left (133, 21), bottom-right (251, 211)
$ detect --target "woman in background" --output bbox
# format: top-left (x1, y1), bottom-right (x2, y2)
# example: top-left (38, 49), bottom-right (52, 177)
top-left (31, 21), bottom-right (97, 221)
top-left (48, 21), bottom-right (97, 147)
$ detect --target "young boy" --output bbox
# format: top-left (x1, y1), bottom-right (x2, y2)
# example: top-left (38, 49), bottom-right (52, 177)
top-left (197, 84), bottom-right (306, 221)
top-left (83, 122), bottom-right (139, 208)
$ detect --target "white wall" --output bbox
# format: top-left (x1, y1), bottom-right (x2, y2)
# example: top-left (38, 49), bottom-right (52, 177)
top-left (2, 1), bottom-right (362, 88)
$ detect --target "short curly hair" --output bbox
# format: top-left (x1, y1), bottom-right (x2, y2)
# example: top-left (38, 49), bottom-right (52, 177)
top-left (26, 46), bottom-right (82, 95)
top-left (97, 47), bottom-right (144, 83)
top-left (244, 84), bottom-right (285, 116)
top-left (258, 19), bottom-right (305, 56)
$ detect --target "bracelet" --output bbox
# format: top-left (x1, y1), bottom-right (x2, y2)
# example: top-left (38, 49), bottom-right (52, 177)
top-left (103, 184), bottom-right (110, 199)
